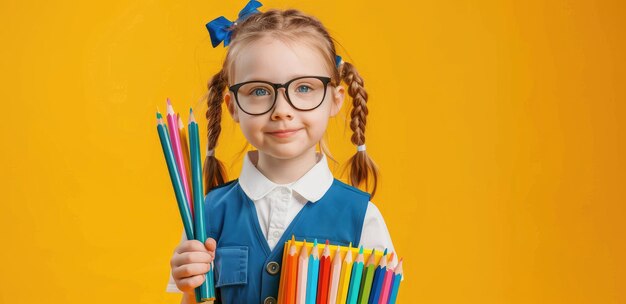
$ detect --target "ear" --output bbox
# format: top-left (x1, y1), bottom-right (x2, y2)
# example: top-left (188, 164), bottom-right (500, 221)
top-left (330, 85), bottom-right (345, 117)
top-left (224, 92), bottom-right (240, 123)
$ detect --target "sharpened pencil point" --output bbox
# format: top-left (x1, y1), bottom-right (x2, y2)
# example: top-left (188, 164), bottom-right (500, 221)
top-left (383, 248), bottom-right (388, 255)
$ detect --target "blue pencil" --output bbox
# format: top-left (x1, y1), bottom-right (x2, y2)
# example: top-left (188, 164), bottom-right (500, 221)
top-left (189, 109), bottom-right (214, 302)
top-left (367, 249), bottom-right (388, 304)
top-left (306, 239), bottom-right (320, 304)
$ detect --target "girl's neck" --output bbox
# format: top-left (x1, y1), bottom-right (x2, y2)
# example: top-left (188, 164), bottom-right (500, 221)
top-left (255, 147), bottom-right (318, 184)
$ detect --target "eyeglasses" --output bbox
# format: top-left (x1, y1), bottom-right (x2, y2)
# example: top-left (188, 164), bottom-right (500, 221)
top-left (228, 76), bottom-right (332, 115)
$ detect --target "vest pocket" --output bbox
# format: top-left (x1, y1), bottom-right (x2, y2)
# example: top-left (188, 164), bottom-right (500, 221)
top-left (214, 246), bottom-right (248, 287)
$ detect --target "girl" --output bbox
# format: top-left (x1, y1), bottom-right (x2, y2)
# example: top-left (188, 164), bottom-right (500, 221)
top-left (167, 2), bottom-right (397, 303)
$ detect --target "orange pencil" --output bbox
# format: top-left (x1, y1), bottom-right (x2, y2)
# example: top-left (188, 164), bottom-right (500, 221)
top-left (316, 240), bottom-right (332, 304)
top-left (278, 240), bottom-right (290, 302)
top-left (177, 114), bottom-right (193, 214)
top-left (285, 236), bottom-right (299, 304)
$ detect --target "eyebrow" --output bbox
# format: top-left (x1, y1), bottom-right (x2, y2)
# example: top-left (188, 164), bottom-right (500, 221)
top-left (238, 74), bottom-right (324, 83)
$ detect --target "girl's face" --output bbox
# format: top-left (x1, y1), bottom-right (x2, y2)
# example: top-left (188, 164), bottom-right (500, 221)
top-left (225, 36), bottom-right (345, 161)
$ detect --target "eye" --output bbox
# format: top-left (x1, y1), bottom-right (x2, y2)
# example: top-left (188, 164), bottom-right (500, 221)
top-left (251, 88), bottom-right (270, 96)
top-left (296, 85), bottom-right (313, 93)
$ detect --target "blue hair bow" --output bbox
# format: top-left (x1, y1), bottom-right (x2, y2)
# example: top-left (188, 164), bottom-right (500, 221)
top-left (205, 1), bottom-right (263, 48)
top-left (335, 55), bottom-right (343, 68)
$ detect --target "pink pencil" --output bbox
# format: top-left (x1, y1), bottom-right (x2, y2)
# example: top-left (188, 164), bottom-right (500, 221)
top-left (327, 245), bottom-right (342, 304)
top-left (378, 252), bottom-right (396, 304)
top-left (166, 98), bottom-right (193, 218)
top-left (296, 240), bottom-right (310, 304)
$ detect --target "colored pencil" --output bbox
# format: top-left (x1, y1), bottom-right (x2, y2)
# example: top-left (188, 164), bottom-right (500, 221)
top-left (347, 246), bottom-right (365, 304)
top-left (189, 109), bottom-right (215, 302)
top-left (387, 258), bottom-right (403, 304)
top-left (307, 239), bottom-right (320, 304)
top-left (357, 249), bottom-right (377, 304)
top-left (316, 240), bottom-right (332, 304)
top-left (156, 111), bottom-right (193, 240)
top-left (166, 98), bottom-right (193, 217)
top-left (285, 236), bottom-right (299, 304)
top-left (296, 240), bottom-right (310, 304)
top-left (179, 113), bottom-right (194, 210)
top-left (278, 239), bottom-right (290, 303)
top-left (368, 249), bottom-right (388, 304)
top-left (327, 245), bottom-right (342, 304)
top-left (378, 252), bottom-right (395, 304)
top-left (336, 243), bottom-right (354, 304)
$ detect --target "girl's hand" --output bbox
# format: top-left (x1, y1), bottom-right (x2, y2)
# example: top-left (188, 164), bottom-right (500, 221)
top-left (170, 238), bottom-right (217, 294)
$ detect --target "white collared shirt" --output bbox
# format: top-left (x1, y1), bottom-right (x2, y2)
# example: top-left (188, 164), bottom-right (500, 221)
top-left (166, 151), bottom-right (395, 292)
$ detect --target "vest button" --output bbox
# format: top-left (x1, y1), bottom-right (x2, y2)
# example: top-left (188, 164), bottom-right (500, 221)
top-left (264, 296), bottom-right (277, 304)
top-left (266, 261), bottom-right (280, 275)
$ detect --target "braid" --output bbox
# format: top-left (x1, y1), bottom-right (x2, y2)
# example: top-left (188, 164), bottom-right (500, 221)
top-left (202, 69), bottom-right (228, 194)
top-left (340, 61), bottom-right (379, 198)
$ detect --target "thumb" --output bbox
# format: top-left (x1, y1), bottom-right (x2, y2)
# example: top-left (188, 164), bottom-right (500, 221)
top-left (205, 237), bottom-right (217, 252)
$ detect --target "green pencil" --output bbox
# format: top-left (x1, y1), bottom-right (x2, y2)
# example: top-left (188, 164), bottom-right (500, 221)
top-left (357, 248), bottom-right (377, 304)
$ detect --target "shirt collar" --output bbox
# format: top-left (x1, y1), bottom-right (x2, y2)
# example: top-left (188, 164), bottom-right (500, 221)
top-left (238, 150), bottom-right (334, 203)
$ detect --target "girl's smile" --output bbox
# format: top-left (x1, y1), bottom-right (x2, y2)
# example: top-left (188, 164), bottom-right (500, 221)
top-left (265, 128), bottom-right (303, 138)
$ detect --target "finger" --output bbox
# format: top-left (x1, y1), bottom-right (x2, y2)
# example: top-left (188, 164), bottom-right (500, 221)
top-left (175, 240), bottom-right (208, 254)
top-left (175, 274), bottom-right (206, 292)
top-left (171, 251), bottom-right (213, 267)
top-left (172, 262), bottom-right (212, 279)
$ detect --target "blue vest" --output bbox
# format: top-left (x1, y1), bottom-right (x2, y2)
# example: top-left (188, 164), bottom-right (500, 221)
top-left (204, 178), bottom-right (369, 304)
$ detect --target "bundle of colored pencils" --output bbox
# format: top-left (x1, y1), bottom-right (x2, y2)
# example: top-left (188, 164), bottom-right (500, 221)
top-left (156, 99), bottom-right (216, 303)
top-left (278, 236), bottom-right (404, 304)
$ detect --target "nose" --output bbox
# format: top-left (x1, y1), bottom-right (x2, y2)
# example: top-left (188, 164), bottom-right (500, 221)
top-left (270, 88), bottom-right (294, 121)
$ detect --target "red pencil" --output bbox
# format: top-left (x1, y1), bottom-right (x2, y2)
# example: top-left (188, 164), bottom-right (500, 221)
top-left (316, 240), bottom-right (332, 304)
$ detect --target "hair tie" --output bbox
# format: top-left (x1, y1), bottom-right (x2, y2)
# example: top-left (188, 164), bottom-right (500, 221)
top-left (357, 144), bottom-right (366, 152)
top-left (205, 0), bottom-right (263, 48)
top-left (206, 146), bottom-right (215, 157)
top-left (335, 55), bottom-right (343, 69)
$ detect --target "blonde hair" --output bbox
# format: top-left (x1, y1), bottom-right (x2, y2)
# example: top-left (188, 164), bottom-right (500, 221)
top-left (203, 9), bottom-right (379, 197)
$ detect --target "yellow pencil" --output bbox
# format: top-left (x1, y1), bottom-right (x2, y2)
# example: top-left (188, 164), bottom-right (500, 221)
top-left (336, 242), bottom-right (354, 304)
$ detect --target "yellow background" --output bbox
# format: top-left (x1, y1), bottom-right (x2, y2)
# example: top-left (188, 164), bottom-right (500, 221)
top-left (1, 0), bottom-right (624, 303)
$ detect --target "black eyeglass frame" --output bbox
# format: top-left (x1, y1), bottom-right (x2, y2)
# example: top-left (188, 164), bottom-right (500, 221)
top-left (228, 76), bottom-right (333, 116)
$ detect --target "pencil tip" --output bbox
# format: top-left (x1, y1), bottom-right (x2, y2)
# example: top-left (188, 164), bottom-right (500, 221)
top-left (166, 98), bottom-right (171, 105)
top-left (383, 248), bottom-right (388, 255)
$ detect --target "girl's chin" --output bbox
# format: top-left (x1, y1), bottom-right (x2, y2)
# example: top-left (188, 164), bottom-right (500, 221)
top-left (259, 145), bottom-right (316, 160)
